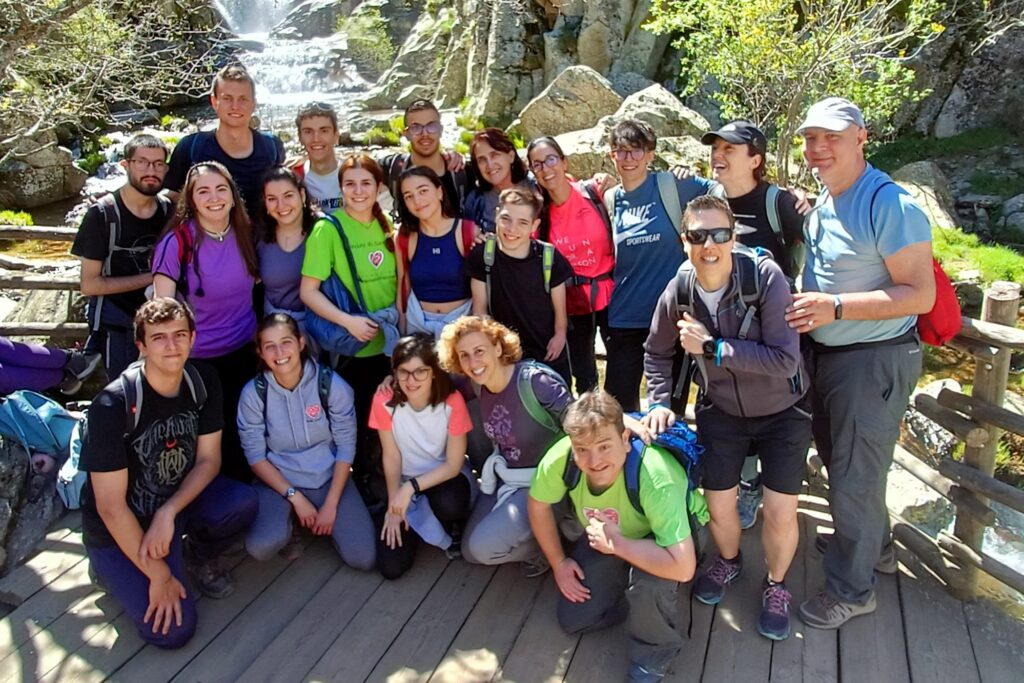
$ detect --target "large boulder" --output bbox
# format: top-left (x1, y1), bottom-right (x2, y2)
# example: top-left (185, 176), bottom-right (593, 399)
top-left (0, 127), bottom-right (87, 209)
top-left (598, 84), bottom-right (710, 140)
top-left (555, 127), bottom-right (705, 181)
top-left (565, 0), bottom-right (669, 80)
top-left (508, 66), bottom-right (623, 141)
top-left (270, 0), bottom-right (350, 40)
top-left (892, 161), bottom-right (959, 229)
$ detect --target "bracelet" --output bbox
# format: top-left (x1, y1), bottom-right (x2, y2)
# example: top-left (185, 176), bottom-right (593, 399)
top-left (410, 477), bottom-right (421, 495)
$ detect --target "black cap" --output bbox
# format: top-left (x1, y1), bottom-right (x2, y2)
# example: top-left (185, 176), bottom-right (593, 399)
top-left (701, 121), bottom-right (768, 156)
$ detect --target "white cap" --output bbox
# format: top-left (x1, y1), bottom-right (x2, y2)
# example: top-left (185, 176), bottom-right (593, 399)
top-left (796, 97), bottom-right (865, 134)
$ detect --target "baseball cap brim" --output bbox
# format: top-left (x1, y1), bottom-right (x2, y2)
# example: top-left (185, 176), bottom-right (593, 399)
top-left (796, 115), bottom-right (856, 134)
top-left (701, 130), bottom-right (748, 146)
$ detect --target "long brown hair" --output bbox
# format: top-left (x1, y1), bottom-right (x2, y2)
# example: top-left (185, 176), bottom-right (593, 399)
top-left (388, 333), bottom-right (452, 408)
top-left (395, 166), bottom-right (454, 237)
top-left (338, 153), bottom-right (394, 250)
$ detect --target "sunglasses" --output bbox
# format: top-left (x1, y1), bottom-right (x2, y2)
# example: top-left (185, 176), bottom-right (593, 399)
top-left (683, 227), bottom-right (734, 244)
top-left (529, 154), bottom-right (562, 173)
top-left (612, 148), bottom-right (647, 161)
top-left (406, 121), bottom-right (442, 137)
top-left (396, 366), bottom-right (431, 382)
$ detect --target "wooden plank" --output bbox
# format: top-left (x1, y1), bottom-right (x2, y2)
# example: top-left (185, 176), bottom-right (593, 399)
top-left (938, 388), bottom-right (1024, 437)
top-left (892, 447), bottom-right (995, 527)
top-left (0, 323), bottom-right (89, 338)
top-left (769, 499), bottom-right (810, 683)
top-left (305, 550), bottom-right (449, 683)
top-left (562, 618), bottom-right (628, 683)
top-left (499, 578), bottom-right (579, 683)
top-left (799, 503), bottom-right (839, 683)
top-left (897, 552), bottom-right (980, 682)
top-left (938, 532), bottom-right (1024, 596)
top-left (963, 598), bottom-right (1024, 683)
top-left (914, 394), bottom-right (989, 447)
top-left (0, 274), bottom-right (80, 290)
top-left (0, 226), bottom-right (77, 241)
top-left (165, 542), bottom-right (339, 683)
top-left (0, 514), bottom-right (84, 606)
top-left (940, 458), bottom-right (1024, 515)
top-left (367, 560), bottom-right (496, 682)
top-left (956, 316), bottom-right (1024, 351)
top-left (699, 528), bottom-right (771, 683)
top-left (238, 565), bottom-right (384, 683)
top-left (429, 563), bottom-right (544, 683)
top-left (838, 573), bottom-right (909, 683)
top-left (663, 580), bottom-right (713, 682)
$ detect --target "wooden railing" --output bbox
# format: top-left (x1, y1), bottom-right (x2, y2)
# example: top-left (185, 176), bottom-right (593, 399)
top-left (0, 224), bottom-right (86, 338)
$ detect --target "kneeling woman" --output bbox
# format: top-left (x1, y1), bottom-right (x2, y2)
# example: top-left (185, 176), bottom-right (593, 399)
top-left (238, 314), bottom-right (375, 570)
top-left (438, 317), bottom-right (572, 575)
top-left (369, 334), bottom-right (474, 579)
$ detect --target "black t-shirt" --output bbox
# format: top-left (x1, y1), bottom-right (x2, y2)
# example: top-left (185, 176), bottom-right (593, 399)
top-left (466, 240), bottom-right (574, 360)
top-left (728, 182), bottom-right (804, 278)
top-left (79, 362), bottom-right (223, 547)
top-left (380, 152), bottom-right (472, 218)
top-left (164, 130), bottom-right (286, 217)
top-left (70, 190), bottom-right (171, 315)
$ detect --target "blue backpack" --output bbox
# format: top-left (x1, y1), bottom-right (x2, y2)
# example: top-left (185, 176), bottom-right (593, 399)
top-left (0, 391), bottom-right (79, 457)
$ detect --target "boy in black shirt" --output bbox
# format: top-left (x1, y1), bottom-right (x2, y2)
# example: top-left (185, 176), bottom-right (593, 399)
top-left (467, 187), bottom-right (574, 382)
top-left (80, 298), bottom-right (257, 649)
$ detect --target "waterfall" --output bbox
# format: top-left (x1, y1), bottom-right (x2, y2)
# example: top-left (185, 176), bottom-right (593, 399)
top-left (213, 0), bottom-right (292, 36)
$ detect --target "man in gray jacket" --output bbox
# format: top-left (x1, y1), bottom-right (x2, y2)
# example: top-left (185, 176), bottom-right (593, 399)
top-left (642, 195), bottom-right (810, 640)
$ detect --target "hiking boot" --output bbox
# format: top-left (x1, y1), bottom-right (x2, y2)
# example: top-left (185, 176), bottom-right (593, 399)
top-left (814, 532), bottom-right (898, 574)
top-left (87, 562), bottom-right (107, 593)
top-left (187, 555), bottom-right (236, 599)
top-left (737, 480), bottom-right (763, 530)
top-left (799, 589), bottom-right (876, 629)
top-left (60, 351), bottom-right (102, 395)
top-left (693, 553), bottom-right (742, 605)
top-left (444, 524), bottom-right (463, 560)
top-left (757, 579), bottom-right (792, 640)
top-left (627, 662), bottom-right (666, 683)
top-left (521, 553), bottom-right (550, 578)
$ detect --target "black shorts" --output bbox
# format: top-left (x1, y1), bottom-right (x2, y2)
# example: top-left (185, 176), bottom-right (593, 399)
top-left (695, 399), bottom-right (812, 495)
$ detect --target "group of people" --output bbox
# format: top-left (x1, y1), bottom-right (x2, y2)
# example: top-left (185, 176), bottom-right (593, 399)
top-left (46, 62), bottom-right (934, 683)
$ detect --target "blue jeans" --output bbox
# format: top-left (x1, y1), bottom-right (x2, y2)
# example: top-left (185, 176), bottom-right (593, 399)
top-left (86, 476), bottom-right (258, 649)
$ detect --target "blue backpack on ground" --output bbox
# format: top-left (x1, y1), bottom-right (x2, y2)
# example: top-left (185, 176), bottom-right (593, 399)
top-left (0, 391), bottom-right (79, 457)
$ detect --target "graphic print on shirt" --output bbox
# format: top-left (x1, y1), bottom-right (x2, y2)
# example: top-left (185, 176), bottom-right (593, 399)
top-left (128, 411), bottom-right (199, 517)
top-left (369, 250), bottom-right (384, 268)
top-left (618, 202), bottom-right (662, 247)
top-left (584, 507), bottom-right (621, 525)
top-left (483, 403), bottom-right (522, 463)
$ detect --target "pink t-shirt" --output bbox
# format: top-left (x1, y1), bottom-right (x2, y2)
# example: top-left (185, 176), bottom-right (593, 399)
top-left (369, 387), bottom-right (472, 479)
top-left (548, 180), bottom-right (615, 316)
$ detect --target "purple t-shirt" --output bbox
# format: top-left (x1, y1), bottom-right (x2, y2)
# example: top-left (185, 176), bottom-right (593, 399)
top-left (257, 239), bottom-right (305, 314)
top-left (152, 222), bottom-right (256, 359)
top-left (480, 361), bottom-right (572, 468)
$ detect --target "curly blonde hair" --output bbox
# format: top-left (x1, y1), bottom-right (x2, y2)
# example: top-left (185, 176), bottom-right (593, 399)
top-left (437, 316), bottom-right (522, 375)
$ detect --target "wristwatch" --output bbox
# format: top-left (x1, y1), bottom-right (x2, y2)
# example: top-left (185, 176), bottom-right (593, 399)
top-left (283, 487), bottom-right (296, 499)
top-left (702, 338), bottom-right (717, 360)
top-left (410, 477), bottom-right (421, 495)
top-left (833, 295), bottom-right (844, 320)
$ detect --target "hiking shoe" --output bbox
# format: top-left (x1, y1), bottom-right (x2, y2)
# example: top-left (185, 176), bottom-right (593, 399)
top-left (757, 580), bottom-right (792, 640)
top-left (799, 589), bottom-right (876, 629)
top-left (444, 524), bottom-right (463, 560)
top-left (693, 553), bottom-right (742, 605)
top-left (521, 553), bottom-right (550, 578)
top-left (187, 556), bottom-right (236, 599)
top-left (87, 562), bottom-right (107, 592)
top-left (737, 480), bottom-right (763, 530)
top-left (814, 532), bottom-right (898, 574)
top-left (278, 531), bottom-right (304, 561)
top-left (627, 662), bottom-right (666, 683)
top-left (60, 351), bottom-right (102, 395)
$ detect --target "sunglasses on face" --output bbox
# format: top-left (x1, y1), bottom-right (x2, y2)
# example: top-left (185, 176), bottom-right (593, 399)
top-left (529, 154), bottom-right (562, 173)
top-left (612, 148), bottom-right (647, 162)
top-left (396, 366), bottom-right (431, 382)
top-left (406, 121), bottom-right (442, 137)
top-left (683, 227), bottom-right (734, 244)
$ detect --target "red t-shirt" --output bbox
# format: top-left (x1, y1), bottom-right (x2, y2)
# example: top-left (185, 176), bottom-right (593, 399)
top-left (547, 180), bottom-right (615, 316)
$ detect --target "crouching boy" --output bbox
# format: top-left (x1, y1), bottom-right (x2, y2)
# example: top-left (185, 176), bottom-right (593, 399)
top-left (528, 390), bottom-right (697, 683)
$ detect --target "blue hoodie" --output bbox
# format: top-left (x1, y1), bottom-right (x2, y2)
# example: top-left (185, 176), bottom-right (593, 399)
top-left (237, 360), bottom-right (356, 489)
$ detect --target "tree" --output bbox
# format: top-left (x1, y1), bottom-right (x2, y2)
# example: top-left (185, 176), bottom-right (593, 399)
top-left (0, 0), bottom-right (228, 167)
top-left (649, 0), bottom-right (946, 184)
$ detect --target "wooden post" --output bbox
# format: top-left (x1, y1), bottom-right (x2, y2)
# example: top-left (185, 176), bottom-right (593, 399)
top-left (952, 281), bottom-right (1020, 600)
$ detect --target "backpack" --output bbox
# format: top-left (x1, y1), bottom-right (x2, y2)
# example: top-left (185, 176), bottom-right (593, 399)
top-left (252, 362), bottom-right (333, 437)
top-left (170, 223), bottom-right (197, 298)
top-left (603, 171), bottom-right (684, 245)
top-left (385, 153), bottom-right (468, 222)
top-left (57, 360), bottom-right (207, 509)
top-left (868, 182), bottom-right (962, 346)
top-left (395, 218), bottom-right (476, 312)
top-left (0, 391), bottom-right (79, 457)
top-left (482, 236), bottom-right (555, 314)
top-left (514, 359), bottom-right (568, 435)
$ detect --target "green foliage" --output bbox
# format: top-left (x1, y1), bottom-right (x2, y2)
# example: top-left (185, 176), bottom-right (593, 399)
top-left (868, 127), bottom-right (1014, 171)
top-left (649, 0), bottom-right (946, 184)
top-left (161, 113), bottom-right (175, 128)
top-left (968, 170), bottom-right (1024, 198)
top-left (932, 227), bottom-right (1024, 284)
top-left (76, 152), bottom-right (106, 175)
top-left (0, 209), bottom-right (33, 226)
top-left (507, 129), bottom-right (526, 151)
top-left (337, 7), bottom-right (396, 81)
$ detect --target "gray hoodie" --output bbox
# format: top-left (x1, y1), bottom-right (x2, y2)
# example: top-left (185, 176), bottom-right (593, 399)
top-left (237, 360), bottom-right (356, 489)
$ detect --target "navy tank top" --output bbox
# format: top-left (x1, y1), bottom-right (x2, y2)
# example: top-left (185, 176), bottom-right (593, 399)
top-left (408, 226), bottom-right (471, 303)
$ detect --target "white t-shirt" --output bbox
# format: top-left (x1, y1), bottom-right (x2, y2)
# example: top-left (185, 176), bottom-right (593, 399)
top-left (369, 389), bottom-right (473, 479)
top-left (696, 282), bottom-right (727, 329)
top-left (304, 162), bottom-right (342, 211)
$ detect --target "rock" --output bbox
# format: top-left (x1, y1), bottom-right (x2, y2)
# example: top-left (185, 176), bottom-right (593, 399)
top-left (270, 0), bottom-right (350, 40)
top-left (654, 136), bottom-right (707, 172)
top-left (892, 161), bottom-right (959, 229)
top-left (435, 23), bottom-right (471, 108)
top-left (957, 193), bottom-right (1004, 208)
top-left (347, 110), bottom-right (401, 136)
top-left (0, 437), bottom-right (25, 501)
top-left (598, 84), bottom-right (710, 140)
top-left (612, 0), bottom-right (671, 78)
top-left (508, 66), bottom-right (623, 141)
top-left (887, 459), bottom-right (954, 535)
top-left (1003, 193), bottom-right (1024, 217)
top-left (574, 0), bottom-right (668, 79)
top-left (555, 126), bottom-right (618, 180)
top-left (610, 71), bottom-right (655, 98)
top-left (1006, 212), bottom-right (1024, 232)
top-left (542, 14), bottom-right (582, 86)
top-left (0, 120), bottom-right (86, 209)
top-left (109, 109), bottom-right (161, 127)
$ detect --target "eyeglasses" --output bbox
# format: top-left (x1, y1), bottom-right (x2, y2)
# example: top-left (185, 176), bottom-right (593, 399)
top-left (612, 148), bottom-right (647, 162)
top-left (683, 227), bottom-right (734, 244)
top-left (406, 121), bottom-right (442, 137)
top-left (128, 159), bottom-right (168, 171)
top-left (529, 154), bottom-right (561, 173)
top-left (396, 366), bottom-right (432, 382)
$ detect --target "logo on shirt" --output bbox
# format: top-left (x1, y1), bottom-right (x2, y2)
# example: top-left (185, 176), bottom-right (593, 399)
top-left (584, 507), bottom-right (621, 525)
top-left (305, 404), bottom-right (322, 420)
top-left (369, 250), bottom-right (384, 268)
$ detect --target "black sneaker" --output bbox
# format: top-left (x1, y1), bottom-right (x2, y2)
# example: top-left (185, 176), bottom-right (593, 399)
top-left (185, 537), bottom-right (235, 599)
top-left (60, 351), bottom-right (102, 395)
top-left (444, 523), bottom-right (463, 560)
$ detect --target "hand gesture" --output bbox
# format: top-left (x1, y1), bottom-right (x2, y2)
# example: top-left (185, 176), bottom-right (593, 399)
top-left (586, 510), bottom-right (620, 555)
top-left (442, 150), bottom-right (465, 173)
top-left (640, 406), bottom-right (676, 437)
top-left (544, 331), bottom-right (566, 361)
top-left (380, 511), bottom-right (408, 550)
top-left (139, 507), bottom-right (175, 562)
top-left (144, 568), bottom-right (186, 636)
top-left (290, 492), bottom-right (318, 529)
top-left (389, 482), bottom-right (414, 521)
top-left (785, 291), bottom-right (836, 334)
top-left (677, 312), bottom-right (712, 356)
top-left (312, 502), bottom-right (337, 536)
top-left (553, 557), bottom-right (590, 603)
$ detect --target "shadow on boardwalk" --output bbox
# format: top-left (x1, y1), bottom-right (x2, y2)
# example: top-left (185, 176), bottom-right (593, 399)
top-left (1, 493), bottom-right (1022, 682)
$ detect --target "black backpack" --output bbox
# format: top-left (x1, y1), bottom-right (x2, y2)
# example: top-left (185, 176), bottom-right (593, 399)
top-left (252, 362), bottom-right (334, 437)
top-left (121, 360), bottom-right (207, 436)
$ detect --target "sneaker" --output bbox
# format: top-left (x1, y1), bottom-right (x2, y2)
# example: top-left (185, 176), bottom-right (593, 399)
top-left (814, 532), bottom-right (898, 574)
top-left (278, 531), bottom-right (304, 561)
top-left (757, 580), bottom-right (792, 640)
top-left (187, 556), bottom-right (236, 599)
top-left (737, 480), bottom-right (763, 530)
top-left (521, 553), bottom-right (550, 578)
top-left (693, 553), bottom-right (742, 605)
top-left (444, 524), bottom-right (463, 560)
top-left (798, 589), bottom-right (876, 629)
top-left (87, 562), bottom-right (107, 592)
top-left (627, 662), bottom-right (666, 683)
top-left (60, 351), bottom-right (102, 395)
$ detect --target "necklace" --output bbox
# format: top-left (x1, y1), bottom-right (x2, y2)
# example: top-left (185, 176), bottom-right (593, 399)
top-left (203, 225), bottom-right (232, 242)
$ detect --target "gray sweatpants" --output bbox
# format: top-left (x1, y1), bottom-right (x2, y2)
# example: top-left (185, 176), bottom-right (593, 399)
top-left (246, 479), bottom-right (376, 571)
top-left (557, 539), bottom-right (682, 675)
top-left (811, 338), bottom-right (921, 604)
top-left (461, 488), bottom-right (539, 565)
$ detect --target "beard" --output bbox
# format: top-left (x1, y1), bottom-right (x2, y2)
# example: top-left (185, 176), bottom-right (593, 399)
top-left (129, 176), bottom-right (163, 197)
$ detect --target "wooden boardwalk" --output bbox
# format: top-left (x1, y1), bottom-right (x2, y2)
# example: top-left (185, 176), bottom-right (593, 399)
top-left (1, 492), bottom-right (1021, 683)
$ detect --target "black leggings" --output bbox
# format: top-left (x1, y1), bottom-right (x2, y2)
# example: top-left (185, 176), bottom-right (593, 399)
top-left (333, 353), bottom-right (391, 486)
top-left (194, 344), bottom-right (258, 482)
top-left (376, 475), bottom-right (471, 579)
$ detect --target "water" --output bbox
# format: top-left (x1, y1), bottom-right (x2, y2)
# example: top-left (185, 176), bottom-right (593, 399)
top-left (213, 0), bottom-right (290, 35)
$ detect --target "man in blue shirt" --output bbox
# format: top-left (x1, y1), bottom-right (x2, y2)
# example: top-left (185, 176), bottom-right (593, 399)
top-left (785, 97), bottom-right (934, 629)
top-left (603, 119), bottom-right (717, 412)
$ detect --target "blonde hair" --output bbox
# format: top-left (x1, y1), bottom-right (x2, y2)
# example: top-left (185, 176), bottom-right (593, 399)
top-left (437, 316), bottom-right (523, 375)
top-left (562, 390), bottom-right (626, 442)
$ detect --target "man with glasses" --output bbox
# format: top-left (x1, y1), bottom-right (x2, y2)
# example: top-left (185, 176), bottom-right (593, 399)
top-left (379, 99), bottom-right (470, 220)
top-left (603, 119), bottom-right (718, 412)
top-left (293, 101), bottom-right (342, 210)
top-left (72, 134), bottom-right (174, 380)
top-left (643, 195), bottom-right (810, 641)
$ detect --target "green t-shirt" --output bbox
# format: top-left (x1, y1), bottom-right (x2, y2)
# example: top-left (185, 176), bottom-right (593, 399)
top-left (302, 210), bottom-right (398, 357)
top-left (530, 436), bottom-right (692, 548)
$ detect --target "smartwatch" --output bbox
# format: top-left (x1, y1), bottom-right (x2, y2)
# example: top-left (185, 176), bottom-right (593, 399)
top-left (283, 487), bottom-right (296, 499)
top-left (833, 295), bottom-right (844, 320)
top-left (702, 338), bottom-right (717, 361)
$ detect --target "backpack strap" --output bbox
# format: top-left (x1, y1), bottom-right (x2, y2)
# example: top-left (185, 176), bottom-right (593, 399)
top-left (322, 213), bottom-right (369, 312)
top-left (317, 362), bottom-right (333, 412)
top-left (656, 172), bottom-right (683, 236)
top-left (581, 181), bottom-right (614, 247)
top-left (253, 372), bottom-right (270, 437)
top-left (516, 361), bottom-right (562, 435)
top-left (460, 218), bottom-right (476, 255)
top-left (387, 154), bottom-right (410, 221)
top-left (623, 438), bottom-right (646, 514)
top-left (765, 184), bottom-right (782, 242)
top-left (182, 362), bottom-right (207, 409)
top-left (121, 360), bottom-right (205, 435)
top-left (91, 194), bottom-right (122, 330)
top-left (867, 181), bottom-right (897, 238)
top-left (561, 447), bottom-right (583, 491)
top-left (173, 224), bottom-right (196, 298)
top-left (396, 230), bottom-right (413, 313)
top-left (541, 242), bottom-right (554, 294)
top-left (483, 234), bottom-right (497, 313)
top-left (733, 247), bottom-right (764, 341)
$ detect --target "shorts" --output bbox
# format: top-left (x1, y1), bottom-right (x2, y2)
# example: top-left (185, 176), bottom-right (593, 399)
top-left (695, 399), bottom-right (812, 495)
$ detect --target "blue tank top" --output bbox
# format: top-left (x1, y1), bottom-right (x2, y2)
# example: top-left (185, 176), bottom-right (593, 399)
top-left (408, 227), bottom-right (471, 303)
